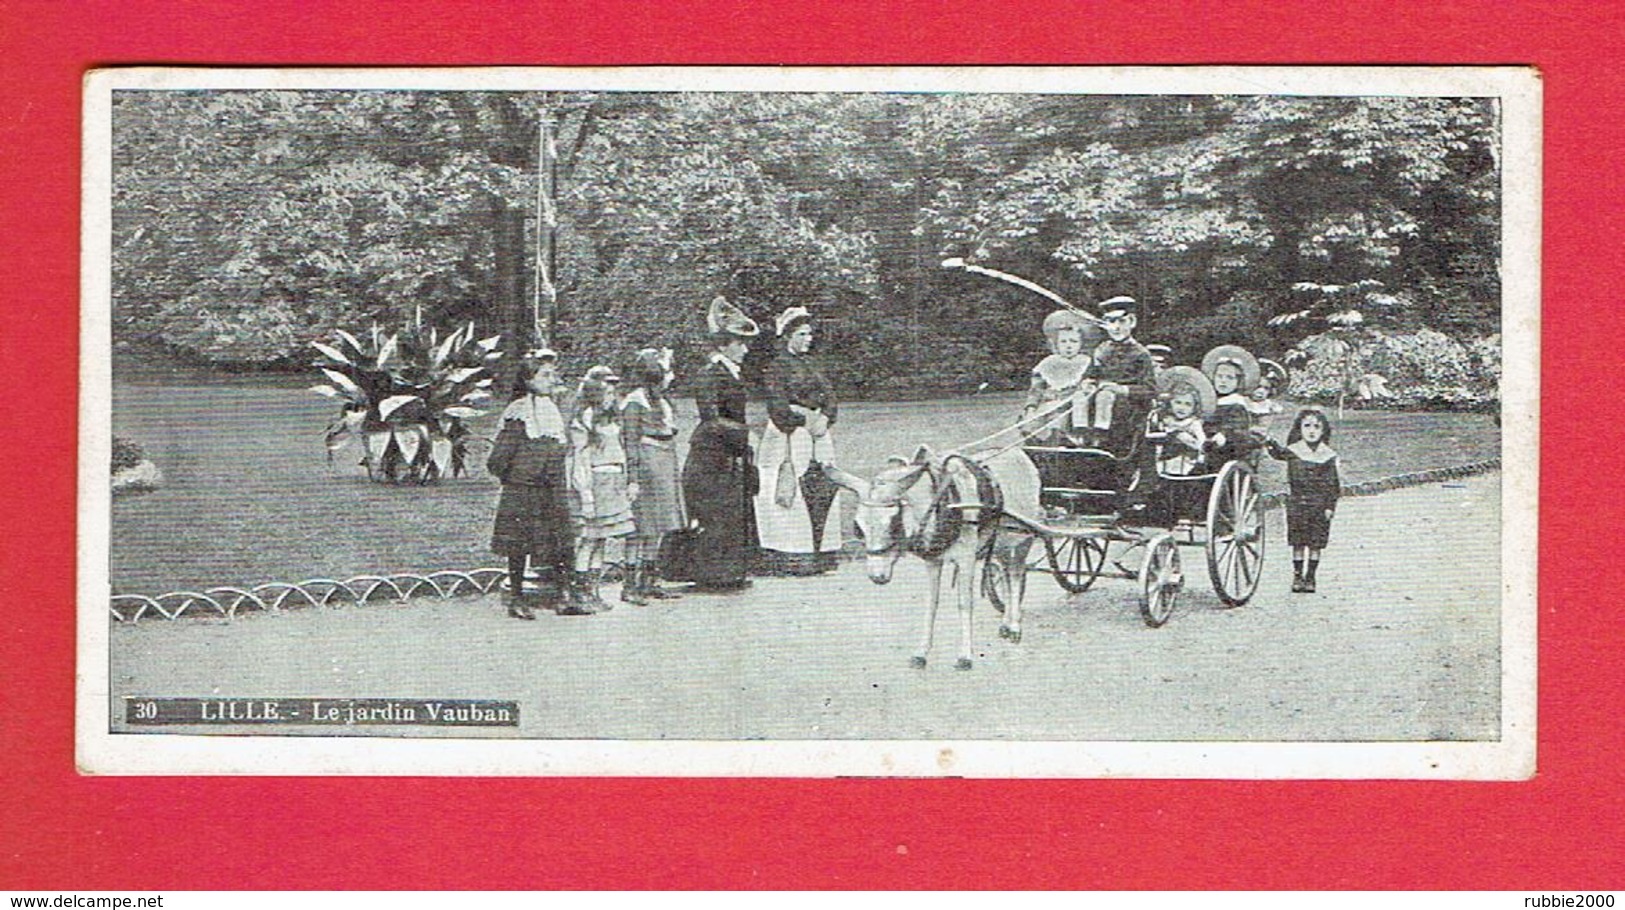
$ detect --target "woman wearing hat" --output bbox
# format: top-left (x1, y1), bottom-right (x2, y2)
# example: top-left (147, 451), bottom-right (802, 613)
top-left (753, 306), bottom-right (841, 576)
top-left (670, 297), bottom-right (761, 591)
top-left (487, 349), bottom-right (575, 619)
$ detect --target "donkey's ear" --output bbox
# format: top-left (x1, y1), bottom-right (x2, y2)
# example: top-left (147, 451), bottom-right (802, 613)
top-left (912, 444), bottom-right (935, 465)
top-left (823, 462), bottom-right (865, 492)
top-left (897, 461), bottom-right (931, 491)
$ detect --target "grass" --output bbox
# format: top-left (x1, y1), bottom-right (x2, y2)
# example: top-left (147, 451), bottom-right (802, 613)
top-left (110, 379), bottom-right (1501, 594)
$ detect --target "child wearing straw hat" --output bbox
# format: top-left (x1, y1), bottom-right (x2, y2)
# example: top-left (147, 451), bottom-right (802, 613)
top-left (1202, 344), bottom-right (1265, 466)
top-left (1150, 365), bottom-right (1216, 477)
top-left (1022, 309), bottom-right (1096, 443)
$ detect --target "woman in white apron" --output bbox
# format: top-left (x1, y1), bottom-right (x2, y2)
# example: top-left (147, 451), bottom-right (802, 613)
top-left (753, 306), bottom-right (841, 576)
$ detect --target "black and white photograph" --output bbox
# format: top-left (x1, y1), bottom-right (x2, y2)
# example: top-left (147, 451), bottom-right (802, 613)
top-left (78, 67), bottom-right (1538, 777)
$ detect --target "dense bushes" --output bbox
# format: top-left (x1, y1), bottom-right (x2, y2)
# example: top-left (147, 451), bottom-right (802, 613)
top-left (1287, 329), bottom-right (1500, 411)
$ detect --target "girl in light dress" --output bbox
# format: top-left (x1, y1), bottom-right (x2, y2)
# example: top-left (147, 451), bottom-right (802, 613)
top-left (566, 366), bottom-right (637, 614)
top-left (1022, 310), bottom-right (1096, 444)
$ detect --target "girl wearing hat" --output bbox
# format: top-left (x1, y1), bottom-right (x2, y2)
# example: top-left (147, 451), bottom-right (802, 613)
top-left (1265, 409), bottom-right (1341, 593)
top-left (754, 306), bottom-right (842, 576)
top-left (565, 365), bottom-right (636, 613)
top-left (1150, 365), bottom-right (1216, 478)
top-left (1022, 309), bottom-right (1096, 444)
top-left (487, 350), bottom-right (574, 620)
top-left (1202, 344), bottom-right (1265, 467)
top-left (670, 297), bottom-right (760, 591)
top-left (619, 348), bottom-right (687, 604)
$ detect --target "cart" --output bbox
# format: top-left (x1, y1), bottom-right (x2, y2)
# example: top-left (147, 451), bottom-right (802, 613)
top-left (982, 417), bottom-right (1266, 628)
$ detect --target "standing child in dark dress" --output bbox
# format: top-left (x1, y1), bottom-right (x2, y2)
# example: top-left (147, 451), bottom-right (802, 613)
top-left (1266, 408), bottom-right (1341, 593)
top-left (488, 349), bottom-right (576, 619)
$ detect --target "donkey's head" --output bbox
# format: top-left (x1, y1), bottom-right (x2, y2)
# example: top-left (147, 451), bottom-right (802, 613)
top-left (825, 447), bottom-right (935, 585)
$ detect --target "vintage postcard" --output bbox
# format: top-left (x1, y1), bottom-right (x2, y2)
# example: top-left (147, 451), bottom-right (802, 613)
top-left (79, 66), bottom-right (1538, 777)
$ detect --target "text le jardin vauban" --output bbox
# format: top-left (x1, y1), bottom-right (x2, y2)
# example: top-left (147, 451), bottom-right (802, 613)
top-left (124, 697), bottom-right (519, 726)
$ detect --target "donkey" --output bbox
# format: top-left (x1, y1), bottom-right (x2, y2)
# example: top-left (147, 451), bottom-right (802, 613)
top-left (826, 444), bottom-right (1041, 669)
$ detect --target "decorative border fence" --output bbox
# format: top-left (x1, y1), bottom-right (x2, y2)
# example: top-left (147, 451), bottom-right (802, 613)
top-left (110, 569), bottom-right (509, 623)
top-left (109, 458), bottom-right (1502, 623)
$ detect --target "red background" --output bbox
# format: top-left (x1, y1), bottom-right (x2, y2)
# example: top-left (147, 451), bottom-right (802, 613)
top-left (1, 0), bottom-right (1617, 889)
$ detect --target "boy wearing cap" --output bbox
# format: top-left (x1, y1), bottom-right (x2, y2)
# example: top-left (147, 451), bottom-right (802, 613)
top-left (1079, 295), bottom-right (1156, 452)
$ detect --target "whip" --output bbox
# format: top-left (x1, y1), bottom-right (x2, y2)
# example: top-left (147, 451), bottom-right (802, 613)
top-left (941, 258), bottom-right (1105, 327)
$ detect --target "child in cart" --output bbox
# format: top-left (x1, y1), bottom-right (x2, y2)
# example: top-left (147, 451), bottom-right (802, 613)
top-left (1022, 309), bottom-right (1096, 444)
top-left (1148, 365), bottom-right (1216, 523)
top-left (1149, 366), bottom-right (1215, 477)
top-left (1202, 344), bottom-right (1266, 466)
top-left (1247, 358), bottom-right (1288, 435)
top-left (1076, 296), bottom-right (1156, 453)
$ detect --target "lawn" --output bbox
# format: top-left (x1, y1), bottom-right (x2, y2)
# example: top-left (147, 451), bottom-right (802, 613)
top-left (109, 379), bottom-right (1500, 594)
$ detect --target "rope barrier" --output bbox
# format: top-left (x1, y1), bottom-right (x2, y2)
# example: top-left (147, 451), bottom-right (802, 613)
top-left (1258, 457), bottom-right (1501, 510)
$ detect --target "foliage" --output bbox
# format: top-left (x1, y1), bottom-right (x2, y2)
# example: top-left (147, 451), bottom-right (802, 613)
top-left (1287, 329), bottom-right (1499, 411)
top-left (310, 321), bottom-right (504, 483)
top-left (112, 91), bottom-right (1502, 403)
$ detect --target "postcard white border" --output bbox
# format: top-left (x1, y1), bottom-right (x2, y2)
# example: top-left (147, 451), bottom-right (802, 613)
top-left (78, 65), bottom-right (1540, 778)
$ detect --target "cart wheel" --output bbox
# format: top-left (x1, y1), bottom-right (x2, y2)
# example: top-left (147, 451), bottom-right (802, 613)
top-left (1045, 536), bottom-right (1109, 594)
top-left (984, 560), bottom-right (1012, 614)
top-left (1139, 533), bottom-right (1183, 628)
top-left (1205, 460), bottom-right (1265, 606)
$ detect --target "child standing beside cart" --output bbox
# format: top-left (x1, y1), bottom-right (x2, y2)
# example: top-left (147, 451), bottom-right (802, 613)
top-left (1265, 408), bottom-right (1341, 593)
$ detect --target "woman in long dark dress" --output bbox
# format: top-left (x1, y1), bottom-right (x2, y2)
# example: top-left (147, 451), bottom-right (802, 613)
top-left (670, 297), bottom-right (760, 591)
top-left (1265, 408), bottom-right (1341, 594)
top-left (754, 306), bottom-right (841, 576)
top-left (488, 349), bottom-right (578, 618)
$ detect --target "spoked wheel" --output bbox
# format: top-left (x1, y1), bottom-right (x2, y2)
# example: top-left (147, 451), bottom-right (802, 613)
top-left (1205, 460), bottom-right (1265, 606)
top-left (1139, 533), bottom-right (1183, 628)
top-left (1044, 535), bottom-right (1109, 594)
top-left (983, 560), bottom-right (1012, 614)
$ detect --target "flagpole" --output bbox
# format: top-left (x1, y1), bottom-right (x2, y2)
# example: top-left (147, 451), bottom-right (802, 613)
top-left (533, 114), bottom-right (558, 347)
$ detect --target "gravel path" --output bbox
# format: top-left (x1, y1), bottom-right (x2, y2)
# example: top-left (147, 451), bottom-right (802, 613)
top-left (109, 472), bottom-right (1501, 742)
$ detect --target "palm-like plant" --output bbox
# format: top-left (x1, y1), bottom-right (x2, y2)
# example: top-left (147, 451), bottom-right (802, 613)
top-left (1271, 280), bottom-right (1397, 418)
top-left (310, 322), bottom-right (503, 483)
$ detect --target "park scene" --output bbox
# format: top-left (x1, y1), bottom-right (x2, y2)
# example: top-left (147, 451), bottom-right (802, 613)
top-left (103, 87), bottom-right (1504, 743)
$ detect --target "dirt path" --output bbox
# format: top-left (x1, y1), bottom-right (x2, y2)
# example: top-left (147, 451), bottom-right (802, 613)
top-left (109, 473), bottom-right (1501, 742)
